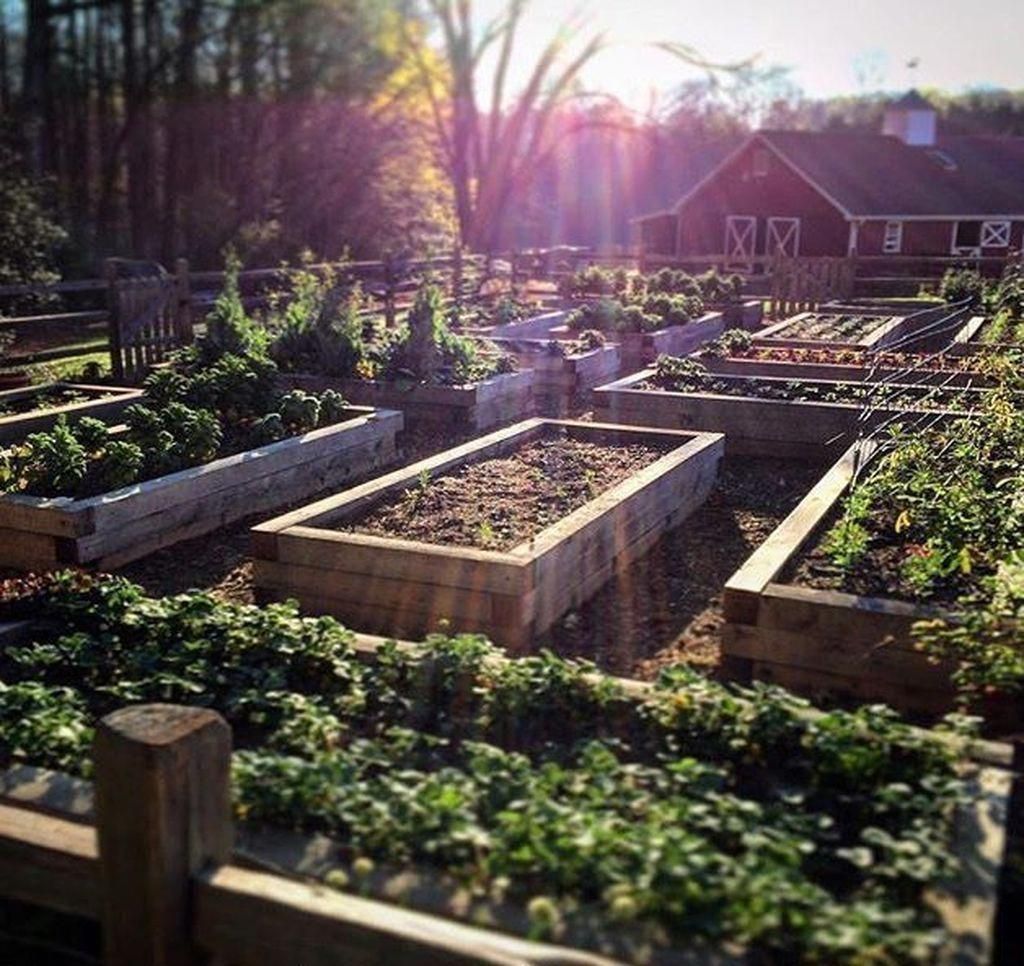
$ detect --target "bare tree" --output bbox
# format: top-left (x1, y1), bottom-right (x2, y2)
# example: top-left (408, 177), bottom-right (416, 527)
top-left (405, 0), bottom-right (603, 253)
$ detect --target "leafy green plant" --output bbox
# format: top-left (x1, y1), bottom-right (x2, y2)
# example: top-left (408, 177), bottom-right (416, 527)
top-left (0, 574), bottom-right (971, 963)
top-left (938, 267), bottom-right (986, 306)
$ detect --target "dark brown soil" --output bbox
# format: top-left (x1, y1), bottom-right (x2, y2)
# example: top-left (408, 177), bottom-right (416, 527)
top-left (534, 457), bottom-right (825, 679)
top-left (788, 507), bottom-right (983, 606)
top-left (345, 433), bottom-right (673, 552)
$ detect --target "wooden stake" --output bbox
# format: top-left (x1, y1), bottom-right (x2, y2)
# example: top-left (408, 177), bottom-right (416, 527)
top-left (94, 704), bottom-right (232, 966)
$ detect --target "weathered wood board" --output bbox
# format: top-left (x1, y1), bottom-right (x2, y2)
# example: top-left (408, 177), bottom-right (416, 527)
top-left (0, 382), bottom-right (142, 444)
top-left (487, 339), bottom-right (622, 415)
top-left (280, 370), bottom-right (534, 431)
top-left (0, 407), bottom-right (402, 571)
top-left (699, 354), bottom-right (992, 388)
top-left (252, 418), bottom-right (724, 650)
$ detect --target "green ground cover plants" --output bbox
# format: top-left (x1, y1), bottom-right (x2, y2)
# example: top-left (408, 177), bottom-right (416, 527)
top-left (648, 356), bottom-right (983, 411)
top-left (0, 572), bottom-right (977, 964)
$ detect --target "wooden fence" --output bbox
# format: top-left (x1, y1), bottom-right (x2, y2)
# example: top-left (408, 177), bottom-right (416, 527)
top-left (3, 246), bottom-right (1022, 381)
top-left (767, 256), bottom-right (857, 318)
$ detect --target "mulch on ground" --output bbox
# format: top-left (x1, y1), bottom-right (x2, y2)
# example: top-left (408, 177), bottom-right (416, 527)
top-left (533, 456), bottom-right (826, 679)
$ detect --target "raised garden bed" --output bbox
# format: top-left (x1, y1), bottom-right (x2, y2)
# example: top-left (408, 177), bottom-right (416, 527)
top-left (706, 298), bottom-right (763, 331)
top-left (252, 418), bottom-right (723, 649)
top-left (279, 369), bottom-right (534, 431)
top-left (758, 302), bottom-right (970, 353)
top-left (592, 364), bottom-right (974, 460)
top-left (0, 382), bottom-right (141, 444)
top-left (487, 335), bottom-right (621, 414)
top-left (615, 310), bottom-right (725, 368)
top-left (950, 314), bottom-right (1024, 355)
top-left (698, 341), bottom-right (993, 387)
top-left (0, 577), bottom-right (1013, 965)
top-left (0, 405), bottom-right (402, 570)
top-left (720, 442), bottom-right (1015, 724)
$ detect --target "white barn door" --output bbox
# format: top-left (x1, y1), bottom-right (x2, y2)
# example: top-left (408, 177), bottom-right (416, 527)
top-left (724, 216), bottom-right (757, 269)
top-left (766, 217), bottom-right (800, 257)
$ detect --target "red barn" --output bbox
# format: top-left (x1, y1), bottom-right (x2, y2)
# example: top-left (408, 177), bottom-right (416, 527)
top-left (636, 92), bottom-right (1024, 268)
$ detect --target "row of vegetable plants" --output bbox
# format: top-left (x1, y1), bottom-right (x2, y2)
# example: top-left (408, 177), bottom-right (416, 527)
top-left (938, 264), bottom-right (1024, 347)
top-left (264, 264), bottom-right (533, 428)
top-left (559, 266), bottom-right (744, 307)
top-left (0, 571), bottom-right (997, 964)
top-left (0, 282), bottom-right (402, 570)
top-left (720, 351), bottom-right (1024, 722)
top-left (647, 357), bottom-right (986, 411)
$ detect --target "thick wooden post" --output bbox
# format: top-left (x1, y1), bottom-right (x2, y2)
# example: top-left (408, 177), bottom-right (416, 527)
top-left (94, 704), bottom-right (232, 966)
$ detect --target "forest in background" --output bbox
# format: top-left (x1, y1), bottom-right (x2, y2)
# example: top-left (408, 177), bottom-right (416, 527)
top-left (2, 0), bottom-right (1024, 282)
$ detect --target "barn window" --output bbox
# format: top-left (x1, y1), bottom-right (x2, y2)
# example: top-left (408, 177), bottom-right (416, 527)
top-left (752, 148), bottom-right (771, 178)
top-left (981, 221), bottom-right (1011, 248)
top-left (882, 221), bottom-right (903, 254)
top-left (953, 221), bottom-right (982, 250)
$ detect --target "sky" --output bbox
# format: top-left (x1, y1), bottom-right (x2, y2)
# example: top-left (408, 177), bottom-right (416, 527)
top-left (472, 0), bottom-right (1023, 110)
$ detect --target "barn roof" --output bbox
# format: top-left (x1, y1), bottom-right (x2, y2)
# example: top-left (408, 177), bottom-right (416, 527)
top-left (664, 129), bottom-right (1024, 221)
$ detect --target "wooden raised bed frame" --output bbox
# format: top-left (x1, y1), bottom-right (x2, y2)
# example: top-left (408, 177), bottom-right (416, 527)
top-left (699, 352), bottom-right (992, 388)
top-left (0, 629), bottom-right (1013, 966)
top-left (487, 337), bottom-right (621, 415)
top-left (281, 369), bottom-right (533, 431)
top-left (252, 418), bottom-right (724, 650)
top-left (757, 303), bottom-right (971, 354)
top-left (0, 382), bottom-right (142, 444)
top-left (471, 307), bottom-right (727, 369)
top-left (721, 443), bottom-right (982, 719)
top-left (0, 406), bottom-right (402, 571)
top-left (591, 369), bottom-right (970, 460)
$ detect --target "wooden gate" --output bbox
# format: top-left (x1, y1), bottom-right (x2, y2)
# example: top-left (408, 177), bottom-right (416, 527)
top-left (769, 255), bottom-right (856, 318)
top-left (106, 258), bottom-right (192, 383)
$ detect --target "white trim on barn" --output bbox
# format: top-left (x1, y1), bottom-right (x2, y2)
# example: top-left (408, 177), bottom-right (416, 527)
top-left (765, 217), bottom-right (801, 257)
top-left (724, 215), bottom-right (757, 269)
top-left (981, 220), bottom-right (1011, 247)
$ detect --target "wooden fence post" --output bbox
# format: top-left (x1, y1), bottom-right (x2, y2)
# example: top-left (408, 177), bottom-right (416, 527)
top-left (175, 258), bottom-right (193, 344)
top-left (105, 258), bottom-right (124, 383)
top-left (94, 704), bottom-right (233, 966)
top-left (383, 252), bottom-right (397, 328)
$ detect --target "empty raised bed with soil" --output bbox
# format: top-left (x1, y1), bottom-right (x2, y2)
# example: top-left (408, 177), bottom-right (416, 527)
top-left (0, 406), bottom-right (402, 571)
top-left (759, 303), bottom-right (972, 354)
top-left (252, 418), bottom-right (723, 650)
top-left (280, 369), bottom-right (533, 431)
top-left (592, 367), bottom-right (974, 460)
top-left (0, 382), bottom-right (141, 444)
top-left (720, 444), bottom-right (996, 719)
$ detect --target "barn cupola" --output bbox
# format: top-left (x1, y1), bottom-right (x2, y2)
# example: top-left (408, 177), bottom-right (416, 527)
top-left (882, 89), bottom-right (937, 146)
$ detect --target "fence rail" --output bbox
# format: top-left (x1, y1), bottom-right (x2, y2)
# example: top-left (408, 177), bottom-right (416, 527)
top-left (2, 247), bottom-right (1019, 380)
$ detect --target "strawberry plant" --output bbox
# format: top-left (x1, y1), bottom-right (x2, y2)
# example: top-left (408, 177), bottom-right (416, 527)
top-left (0, 573), bottom-right (974, 963)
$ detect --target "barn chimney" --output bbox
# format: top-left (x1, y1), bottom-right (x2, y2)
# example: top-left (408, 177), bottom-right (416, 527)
top-left (883, 89), bottom-right (937, 146)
